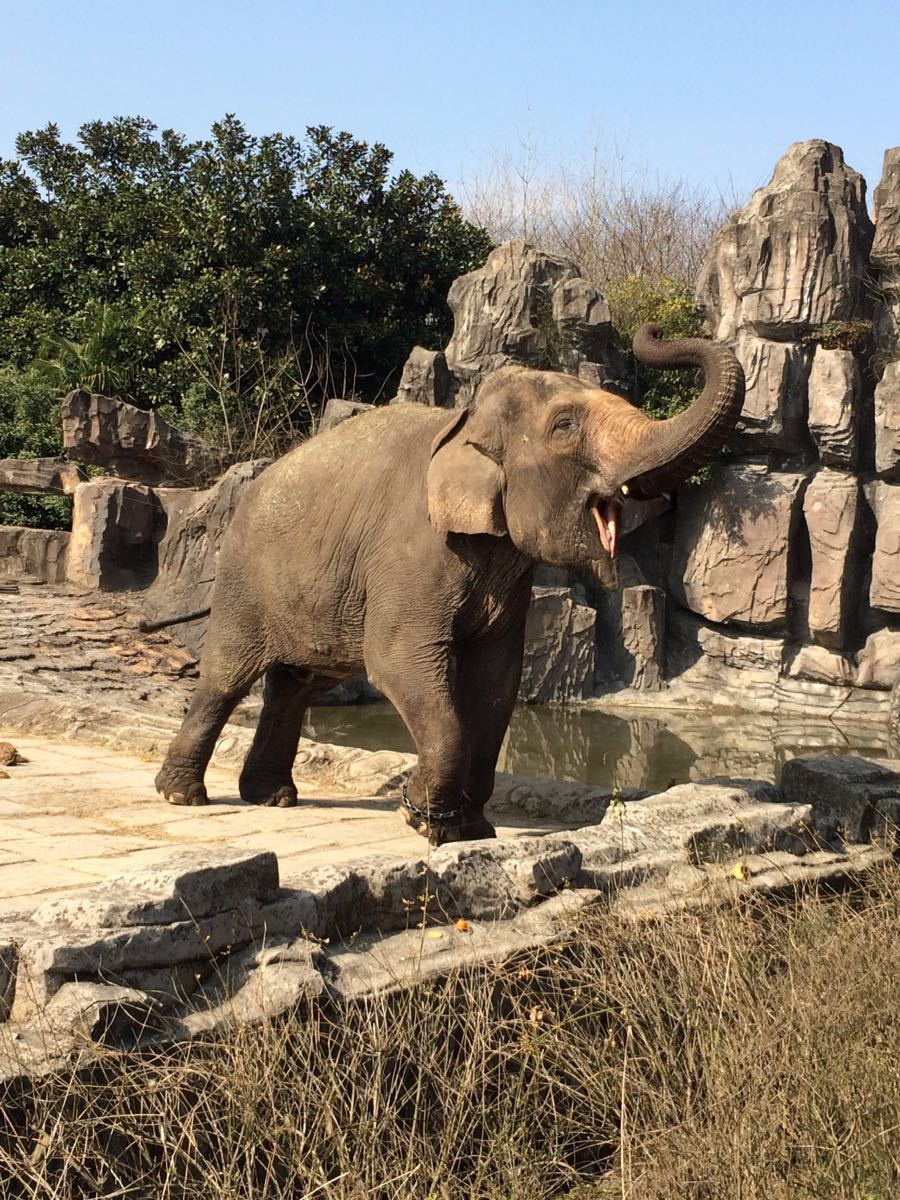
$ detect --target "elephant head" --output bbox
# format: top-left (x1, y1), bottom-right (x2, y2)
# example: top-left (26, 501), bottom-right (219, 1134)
top-left (428, 323), bottom-right (745, 566)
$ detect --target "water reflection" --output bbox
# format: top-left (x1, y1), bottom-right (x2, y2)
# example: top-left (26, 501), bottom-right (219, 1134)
top-left (303, 701), bottom-right (892, 790)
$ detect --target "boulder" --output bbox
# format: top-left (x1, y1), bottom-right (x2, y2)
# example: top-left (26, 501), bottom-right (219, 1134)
top-left (619, 584), bottom-right (666, 690)
top-left (781, 755), bottom-right (900, 844)
top-left (0, 525), bottom-right (69, 584)
top-left (868, 481), bottom-right (900, 614)
top-left (0, 457), bottom-right (86, 496)
top-left (425, 837), bottom-right (582, 922)
top-left (874, 361), bottom-right (900, 480)
top-left (317, 398), bottom-right (375, 433)
top-left (808, 348), bottom-right (860, 468)
top-left (32, 851), bottom-right (280, 930)
top-left (443, 241), bottom-right (616, 406)
top-left (141, 460), bottom-right (271, 652)
top-left (803, 469), bottom-right (863, 648)
top-left (519, 586), bottom-right (596, 702)
top-left (559, 780), bottom-right (813, 887)
top-left (667, 606), bottom-right (785, 673)
top-left (45, 982), bottom-right (161, 1045)
top-left (730, 335), bottom-right (811, 453)
top-left (66, 479), bottom-right (156, 590)
top-left (855, 628), bottom-right (900, 690)
top-left (785, 643), bottom-right (855, 687)
top-left (177, 939), bottom-right (324, 1037)
top-left (391, 347), bottom-right (451, 406)
top-left (669, 464), bottom-right (808, 630)
top-left (60, 391), bottom-right (228, 487)
top-left (697, 140), bottom-right (874, 341)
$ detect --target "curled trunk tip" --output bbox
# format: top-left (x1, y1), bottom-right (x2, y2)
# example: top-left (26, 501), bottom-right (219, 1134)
top-left (622, 323), bottom-right (745, 498)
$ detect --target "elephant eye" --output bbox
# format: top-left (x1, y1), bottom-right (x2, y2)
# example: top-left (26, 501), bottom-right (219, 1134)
top-left (550, 412), bottom-right (579, 436)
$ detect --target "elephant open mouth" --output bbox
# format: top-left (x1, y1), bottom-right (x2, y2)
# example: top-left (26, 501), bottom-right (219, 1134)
top-left (590, 496), bottom-right (621, 559)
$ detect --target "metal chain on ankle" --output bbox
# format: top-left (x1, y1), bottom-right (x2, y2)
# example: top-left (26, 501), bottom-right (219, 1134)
top-left (400, 779), bottom-right (468, 826)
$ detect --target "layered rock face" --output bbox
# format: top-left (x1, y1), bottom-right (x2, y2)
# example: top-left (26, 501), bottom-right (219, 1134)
top-left (60, 391), bottom-right (229, 487)
top-left (658, 139), bottom-right (897, 711)
top-left (395, 240), bottom-right (625, 408)
top-left (697, 140), bottom-right (873, 342)
top-left (3, 141), bottom-right (899, 713)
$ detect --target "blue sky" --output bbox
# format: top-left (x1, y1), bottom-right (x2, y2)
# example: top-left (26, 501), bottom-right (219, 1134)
top-left (1, 0), bottom-right (898, 207)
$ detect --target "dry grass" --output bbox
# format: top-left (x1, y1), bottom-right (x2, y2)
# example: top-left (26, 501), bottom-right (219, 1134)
top-left (460, 143), bottom-right (737, 292)
top-left (1, 869), bottom-right (899, 1199)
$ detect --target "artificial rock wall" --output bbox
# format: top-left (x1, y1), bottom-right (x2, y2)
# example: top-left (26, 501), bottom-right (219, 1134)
top-left (2, 139), bottom-right (899, 718)
top-left (658, 140), bottom-right (899, 713)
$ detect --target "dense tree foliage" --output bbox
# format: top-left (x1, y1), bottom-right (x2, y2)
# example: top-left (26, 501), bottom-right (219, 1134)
top-left (0, 116), bottom-right (492, 457)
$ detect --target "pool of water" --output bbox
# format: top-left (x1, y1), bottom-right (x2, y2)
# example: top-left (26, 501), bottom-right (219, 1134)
top-left (302, 701), bottom-right (894, 790)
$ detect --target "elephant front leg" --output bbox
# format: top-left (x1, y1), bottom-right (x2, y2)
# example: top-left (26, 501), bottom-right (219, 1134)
top-left (454, 627), bottom-right (527, 840)
top-left (367, 649), bottom-right (472, 847)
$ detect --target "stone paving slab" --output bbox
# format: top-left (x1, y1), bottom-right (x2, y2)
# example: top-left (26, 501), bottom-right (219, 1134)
top-left (0, 735), bottom-right (572, 918)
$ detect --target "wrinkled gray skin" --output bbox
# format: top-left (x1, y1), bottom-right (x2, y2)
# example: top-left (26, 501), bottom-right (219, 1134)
top-left (156, 325), bottom-right (745, 844)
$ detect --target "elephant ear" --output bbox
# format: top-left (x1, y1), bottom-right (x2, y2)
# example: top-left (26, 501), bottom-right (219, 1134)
top-left (427, 409), bottom-right (507, 537)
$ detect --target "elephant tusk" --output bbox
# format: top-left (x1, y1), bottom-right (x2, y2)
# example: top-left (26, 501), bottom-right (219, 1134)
top-left (591, 498), bottom-right (620, 560)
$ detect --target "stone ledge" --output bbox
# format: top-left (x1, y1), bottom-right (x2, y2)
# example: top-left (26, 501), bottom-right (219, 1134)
top-left (1, 756), bottom-right (896, 1084)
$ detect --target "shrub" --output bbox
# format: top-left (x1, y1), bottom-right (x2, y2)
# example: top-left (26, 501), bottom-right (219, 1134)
top-left (606, 274), bottom-right (706, 421)
top-left (0, 365), bottom-right (70, 529)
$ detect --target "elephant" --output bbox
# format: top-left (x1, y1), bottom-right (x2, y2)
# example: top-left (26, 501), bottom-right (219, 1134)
top-left (153, 324), bottom-right (744, 844)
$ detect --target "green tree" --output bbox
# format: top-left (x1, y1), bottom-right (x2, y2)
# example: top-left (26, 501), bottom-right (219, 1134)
top-left (0, 116), bottom-right (492, 456)
top-left (0, 365), bottom-right (71, 528)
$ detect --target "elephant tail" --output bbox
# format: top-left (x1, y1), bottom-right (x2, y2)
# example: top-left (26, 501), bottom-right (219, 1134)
top-left (138, 607), bottom-right (211, 634)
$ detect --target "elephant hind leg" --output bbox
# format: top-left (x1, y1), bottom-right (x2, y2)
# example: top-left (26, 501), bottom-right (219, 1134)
top-left (239, 665), bottom-right (327, 808)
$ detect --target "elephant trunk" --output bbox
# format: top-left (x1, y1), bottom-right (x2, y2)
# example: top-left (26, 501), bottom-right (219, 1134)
top-left (615, 323), bottom-right (745, 499)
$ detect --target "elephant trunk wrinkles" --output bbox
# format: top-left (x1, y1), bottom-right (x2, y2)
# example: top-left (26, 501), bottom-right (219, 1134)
top-left (615, 323), bottom-right (745, 499)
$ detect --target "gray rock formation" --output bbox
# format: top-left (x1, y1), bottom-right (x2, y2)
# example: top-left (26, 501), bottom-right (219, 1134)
top-left (874, 361), bottom-right (900, 480)
top-left (872, 147), bottom-right (900, 358)
top-left (45, 982), bottom-right (161, 1045)
top-left (868, 481), bottom-right (900, 613)
top-left (60, 391), bottom-right (229, 487)
top-left (317, 397), bottom-right (375, 433)
top-left (66, 479), bottom-right (156, 590)
top-left (803, 469), bottom-right (863, 647)
top-left (808, 348), bottom-right (860, 468)
top-left (519, 586), bottom-right (596, 702)
top-left (855, 628), bottom-right (900, 690)
top-left (32, 850), bottom-right (280, 929)
top-left (0, 457), bottom-right (86, 496)
top-left (669, 464), bottom-right (807, 630)
top-left (443, 240), bottom-right (619, 406)
top-left (730, 335), bottom-right (810, 453)
top-left (0, 526), bottom-right (69, 583)
top-left (780, 755), bottom-right (900, 844)
top-left (619, 585), bottom-right (666, 690)
top-left (391, 347), bottom-right (451, 406)
top-left (697, 140), bottom-right (874, 341)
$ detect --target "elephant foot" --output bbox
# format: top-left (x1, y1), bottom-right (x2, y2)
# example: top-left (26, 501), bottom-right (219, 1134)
top-left (239, 776), bottom-right (299, 808)
top-left (399, 801), bottom-right (496, 846)
top-left (155, 763), bottom-right (209, 807)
